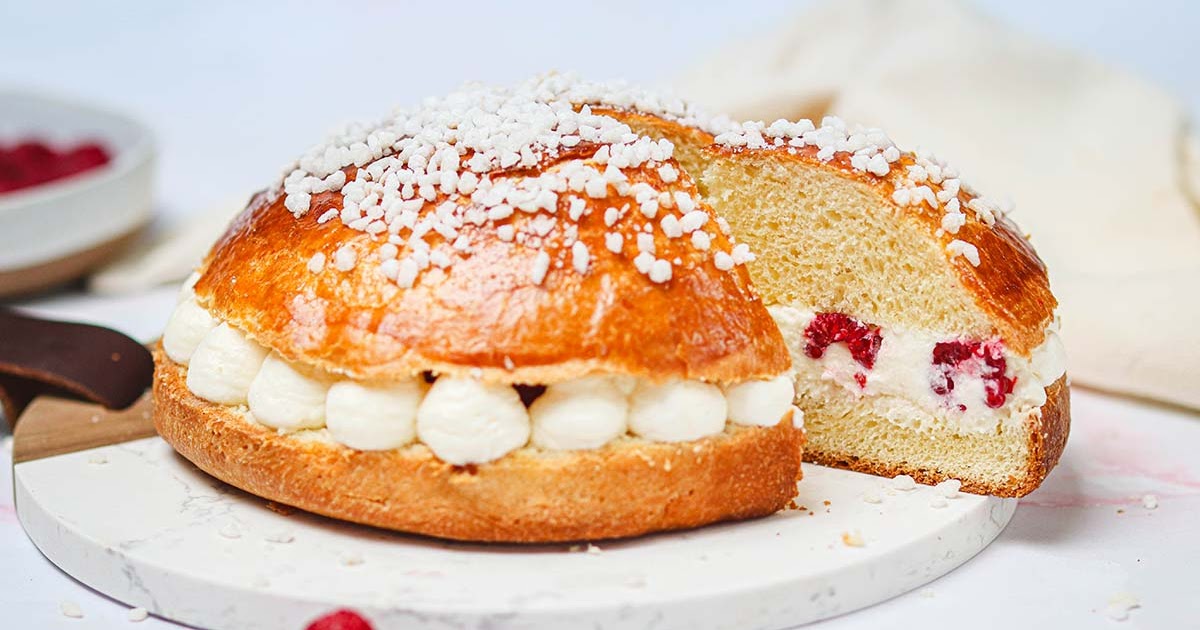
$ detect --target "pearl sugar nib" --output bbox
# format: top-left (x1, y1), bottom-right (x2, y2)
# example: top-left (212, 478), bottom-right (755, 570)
top-left (841, 530), bottom-right (866, 547)
top-left (934, 479), bottom-right (962, 499)
top-left (59, 601), bottom-right (83, 619)
top-left (890, 474), bottom-right (916, 492)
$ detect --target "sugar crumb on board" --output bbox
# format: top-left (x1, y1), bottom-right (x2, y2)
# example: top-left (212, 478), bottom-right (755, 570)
top-left (217, 521), bottom-right (243, 539)
top-left (264, 530), bottom-right (295, 544)
top-left (60, 600), bottom-right (83, 618)
top-left (891, 474), bottom-right (916, 491)
top-left (1101, 592), bottom-right (1141, 621)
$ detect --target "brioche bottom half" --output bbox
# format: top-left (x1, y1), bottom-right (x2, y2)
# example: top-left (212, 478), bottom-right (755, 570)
top-left (802, 377), bottom-right (1069, 497)
top-left (153, 355), bottom-right (805, 542)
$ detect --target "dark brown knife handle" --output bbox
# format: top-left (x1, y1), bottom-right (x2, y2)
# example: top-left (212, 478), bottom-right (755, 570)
top-left (0, 309), bottom-right (153, 426)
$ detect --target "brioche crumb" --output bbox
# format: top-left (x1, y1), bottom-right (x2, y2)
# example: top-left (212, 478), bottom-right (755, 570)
top-left (265, 502), bottom-right (294, 516)
top-left (1103, 592), bottom-right (1140, 621)
top-left (841, 530), bottom-right (866, 547)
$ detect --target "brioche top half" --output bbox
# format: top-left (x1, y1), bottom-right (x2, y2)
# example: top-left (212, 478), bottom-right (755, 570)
top-left (195, 74), bottom-right (789, 385)
top-left (599, 107), bottom-right (1057, 356)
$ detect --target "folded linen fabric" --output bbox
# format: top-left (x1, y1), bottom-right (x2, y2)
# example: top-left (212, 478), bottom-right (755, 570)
top-left (677, 0), bottom-right (1200, 410)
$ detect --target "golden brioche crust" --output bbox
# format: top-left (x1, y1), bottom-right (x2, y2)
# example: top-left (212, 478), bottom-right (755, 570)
top-left (195, 145), bottom-right (789, 385)
top-left (1023, 376), bottom-right (1071, 497)
top-left (602, 109), bottom-right (1057, 356)
top-left (152, 351), bottom-right (805, 542)
top-left (803, 376), bottom-right (1069, 497)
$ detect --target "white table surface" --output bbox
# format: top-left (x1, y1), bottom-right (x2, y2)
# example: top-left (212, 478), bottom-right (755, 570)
top-left (3, 2), bottom-right (1198, 628)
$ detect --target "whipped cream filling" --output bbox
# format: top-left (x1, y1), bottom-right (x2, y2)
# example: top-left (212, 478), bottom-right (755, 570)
top-left (628, 379), bottom-right (728, 442)
top-left (185, 323), bottom-right (268, 405)
top-left (769, 305), bottom-right (1067, 434)
top-left (162, 297), bottom-right (217, 365)
top-left (325, 380), bottom-right (424, 451)
top-left (416, 377), bottom-right (532, 465)
top-left (162, 289), bottom-right (798, 465)
top-left (530, 375), bottom-right (629, 450)
top-left (247, 353), bottom-right (331, 431)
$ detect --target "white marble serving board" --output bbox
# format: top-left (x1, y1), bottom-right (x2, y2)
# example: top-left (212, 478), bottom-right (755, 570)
top-left (14, 437), bottom-right (1014, 629)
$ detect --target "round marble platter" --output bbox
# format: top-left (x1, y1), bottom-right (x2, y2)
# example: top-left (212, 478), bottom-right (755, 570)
top-left (15, 436), bottom-right (1015, 629)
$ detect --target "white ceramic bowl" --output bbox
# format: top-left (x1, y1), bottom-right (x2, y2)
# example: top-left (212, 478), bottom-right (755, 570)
top-left (0, 90), bottom-right (155, 296)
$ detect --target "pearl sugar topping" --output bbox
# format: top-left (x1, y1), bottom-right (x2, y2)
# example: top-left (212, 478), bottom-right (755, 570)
top-left (278, 74), bottom-right (749, 288)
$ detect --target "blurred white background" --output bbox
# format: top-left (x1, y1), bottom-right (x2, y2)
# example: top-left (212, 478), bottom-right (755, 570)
top-left (2, 1), bottom-right (1197, 221)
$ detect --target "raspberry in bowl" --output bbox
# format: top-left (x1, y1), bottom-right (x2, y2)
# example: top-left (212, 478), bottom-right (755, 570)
top-left (0, 139), bottom-right (112, 195)
top-left (0, 90), bottom-right (154, 297)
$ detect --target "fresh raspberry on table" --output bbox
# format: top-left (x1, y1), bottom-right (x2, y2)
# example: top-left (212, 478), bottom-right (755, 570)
top-left (305, 609), bottom-right (374, 630)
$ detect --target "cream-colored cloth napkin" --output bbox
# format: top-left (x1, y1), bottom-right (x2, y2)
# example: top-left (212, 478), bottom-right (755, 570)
top-left (677, 0), bottom-right (1200, 410)
top-left (87, 197), bottom-right (246, 295)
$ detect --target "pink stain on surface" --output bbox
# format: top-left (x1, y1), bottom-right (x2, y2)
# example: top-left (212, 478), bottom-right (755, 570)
top-left (1019, 400), bottom-right (1200, 508)
top-left (1082, 424), bottom-right (1200, 490)
top-left (1021, 493), bottom-right (1169, 509)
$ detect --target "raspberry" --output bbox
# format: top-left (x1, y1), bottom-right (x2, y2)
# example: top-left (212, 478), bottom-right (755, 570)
top-left (58, 143), bottom-right (111, 176)
top-left (803, 313), bottom-right (883, 369)
top-left (305, 609), bottom-right (374, 630)
top-left (0, 138), bottom-right (111, 195)
top-left (931, 340), bottom-right (1015, 409)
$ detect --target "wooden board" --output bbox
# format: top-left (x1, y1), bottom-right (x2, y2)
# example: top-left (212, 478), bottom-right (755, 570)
top-left (12, 393), bottom-right (155, 464)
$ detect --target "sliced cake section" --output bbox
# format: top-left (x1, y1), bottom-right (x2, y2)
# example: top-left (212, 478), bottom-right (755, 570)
top-left (603, 106), bottom-right (1068, 497)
